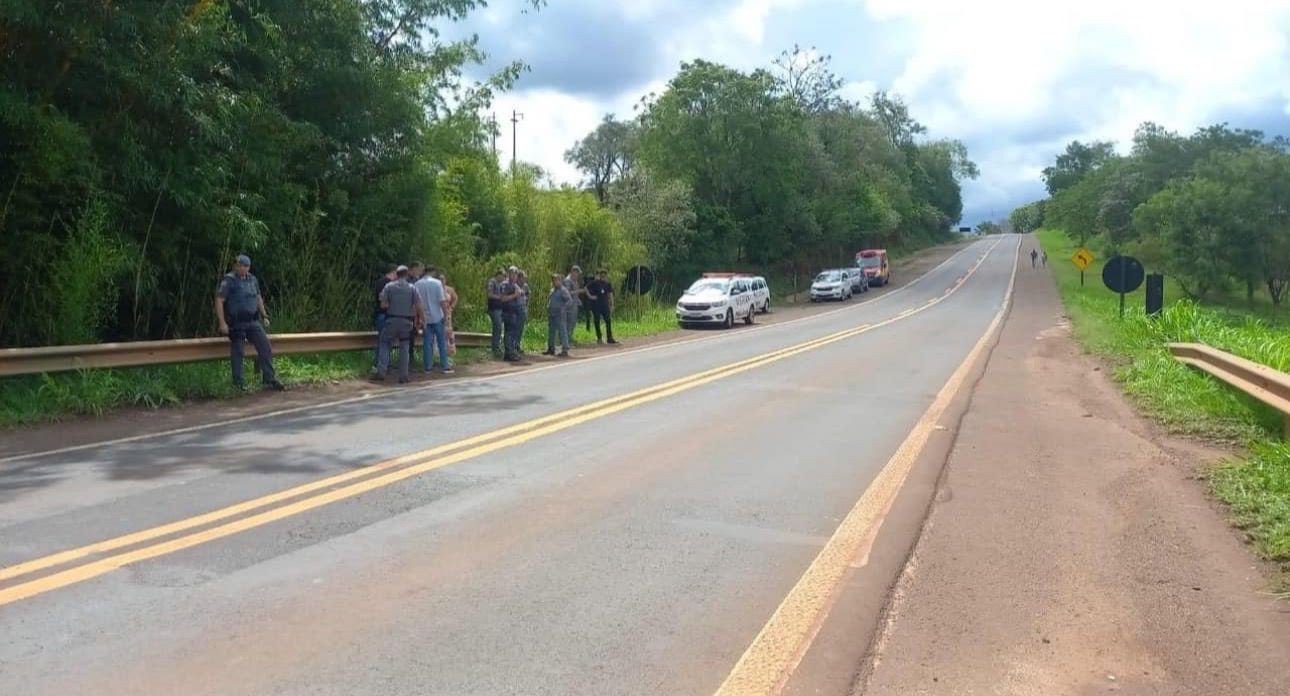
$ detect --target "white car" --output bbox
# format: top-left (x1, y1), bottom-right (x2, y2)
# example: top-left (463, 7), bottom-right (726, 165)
top-left (676, 276), bottom-right (758, 329)
top-left (810, 270), bottom-right (852, 302)
top-left (746, 275), bottom-right (772, 313)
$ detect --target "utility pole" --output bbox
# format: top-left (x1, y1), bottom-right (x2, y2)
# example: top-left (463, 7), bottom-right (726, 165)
top-left (510, 109), bottom-right (523, 176)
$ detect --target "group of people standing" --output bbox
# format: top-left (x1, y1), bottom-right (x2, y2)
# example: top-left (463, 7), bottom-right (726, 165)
top-left (371, 262), bottom-right (458, 383)
top-left (488, 264), bottom-right (617, 362)
top-left (214, 255), bottom-right (621, 390)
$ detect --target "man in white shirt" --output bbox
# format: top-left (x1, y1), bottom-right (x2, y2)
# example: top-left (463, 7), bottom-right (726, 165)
top-left (410, 262), bottom-right (453, 374)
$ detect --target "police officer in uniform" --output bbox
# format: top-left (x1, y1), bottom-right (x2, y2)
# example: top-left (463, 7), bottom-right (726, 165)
top-left (374, 265), bottom-right (424, 384)
top-left (500, 268), bottom-right (522, 362)
top-left (215, 254), bottom-right (284, 391)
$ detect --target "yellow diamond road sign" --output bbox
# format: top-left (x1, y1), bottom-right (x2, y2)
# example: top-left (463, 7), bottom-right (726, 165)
top-left (1072, 248), bottom-right (1095, 271)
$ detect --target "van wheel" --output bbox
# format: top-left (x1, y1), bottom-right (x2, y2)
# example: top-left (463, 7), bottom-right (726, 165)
top-left (724, 310), bottom-right (734, 329)
top-left (744, 308), bottom-right (754, 325)
top-left (763, 298), bottom-right (770, 313)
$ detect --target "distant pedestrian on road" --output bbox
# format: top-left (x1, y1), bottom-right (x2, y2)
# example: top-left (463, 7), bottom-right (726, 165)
top-left (411, 262), bottom-right (452, 374)
top-left (1030, 248), bottom-right (1038, 268)
top-left (1042, 251), bottom-right (1048, 268)
top-left (545, 273), bottom-right (573, 357)
top-left (215, 254), bottom-right (284, 391)
top-left (486, 268), bottom-right (506, 358)
top-left (371, 263), bottom-right (398, 368)
top-left (374, 265), bottom-right (424, 384)
top-left (586, 269), bottom-right (617, 345)
top-left (563, 265), bottom-right (584, 344)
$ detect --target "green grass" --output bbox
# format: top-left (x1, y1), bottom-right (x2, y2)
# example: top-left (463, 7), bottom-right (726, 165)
top-left (0, 305), bottom-right (684, 428)
top-left (1038, 228), bottom-right (1290, 564)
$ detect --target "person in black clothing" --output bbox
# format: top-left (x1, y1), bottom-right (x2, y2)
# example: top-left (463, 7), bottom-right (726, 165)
top-left (585, 269), bottom-right (617, 345)
top-left (372, 263), bottom-right (398, 368)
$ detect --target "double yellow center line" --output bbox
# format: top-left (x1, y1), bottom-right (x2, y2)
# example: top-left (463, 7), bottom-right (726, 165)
top-left (0, 242), bottom-right (999, 607)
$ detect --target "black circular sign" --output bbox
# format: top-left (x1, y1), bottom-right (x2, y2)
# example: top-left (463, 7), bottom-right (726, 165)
top-left (625, 265), bottom-right (655, 295)
top-left (1102, 255), bottom-right (1145, 294)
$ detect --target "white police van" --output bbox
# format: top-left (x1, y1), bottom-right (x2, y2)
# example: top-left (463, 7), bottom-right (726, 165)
top-left (676, 273), bottom-right (759, 329)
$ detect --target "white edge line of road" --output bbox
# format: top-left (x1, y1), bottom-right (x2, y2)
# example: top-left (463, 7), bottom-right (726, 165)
top-left (0, 240), bottom-right (992, 465)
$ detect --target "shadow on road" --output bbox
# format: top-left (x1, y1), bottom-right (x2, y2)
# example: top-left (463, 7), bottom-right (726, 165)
top-left (0, 382), bottom-right (545, 501)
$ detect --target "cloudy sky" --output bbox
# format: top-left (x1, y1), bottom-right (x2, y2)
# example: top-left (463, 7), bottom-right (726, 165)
top-left (453, 0), bottom-right (1290, 225)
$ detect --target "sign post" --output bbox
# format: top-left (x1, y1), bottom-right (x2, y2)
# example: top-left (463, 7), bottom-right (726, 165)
top-left (1102, 256), bottom-right (1145, 318)
top-left (1071, 247), bottom-right (1095, 288)
top-left (625, 265), bottom-right (655, 323)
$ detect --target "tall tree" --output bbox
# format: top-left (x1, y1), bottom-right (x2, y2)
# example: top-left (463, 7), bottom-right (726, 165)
top-left (870, 90), bottom-right (926, 152)
top-left (1041, 140), bottom-right (1117, 195)
top-left (772, 45), bottom-right (843, 113)
top-left (564, 115), bottom-right (637, 204)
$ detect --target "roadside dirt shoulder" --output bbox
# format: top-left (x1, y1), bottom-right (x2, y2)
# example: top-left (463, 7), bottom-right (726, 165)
top-left (859, 244), bottom-right (1290, 695)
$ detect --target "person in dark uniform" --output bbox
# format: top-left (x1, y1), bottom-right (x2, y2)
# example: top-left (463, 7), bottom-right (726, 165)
top-left (486, 268), bottom-right (507, 358)
top-left (374, 265), bottom-right (424, 384)
top-left (500, 268), bottom-right (522, 362)
top-left (562, 265), bottom-right (585, 344)
top-left (585, 269), bottom-right (617, 345)
top-left (371, 263), bottom-right (398, 368)
top-left (215, 254), bottom-right (284, 391)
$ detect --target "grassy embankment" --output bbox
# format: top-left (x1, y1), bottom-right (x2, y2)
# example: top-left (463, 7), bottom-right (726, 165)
top-left (0, 304), bottom-right (677, 428)
top-left (1037, 229), bottom-right (1290, 567)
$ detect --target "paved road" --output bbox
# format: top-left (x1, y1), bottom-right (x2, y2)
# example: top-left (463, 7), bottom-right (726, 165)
top-left (0, 237), bottom-right (1018, 695)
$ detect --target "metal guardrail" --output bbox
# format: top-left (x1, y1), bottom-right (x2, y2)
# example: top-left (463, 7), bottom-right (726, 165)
top-left (1168, 342), bottom-right (1290, 438)
top-left (0, 331), bottom-right (490, 378)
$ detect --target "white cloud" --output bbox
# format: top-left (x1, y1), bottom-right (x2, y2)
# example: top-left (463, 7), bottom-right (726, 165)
top-left (468, 0), bottom-right (1290, 222)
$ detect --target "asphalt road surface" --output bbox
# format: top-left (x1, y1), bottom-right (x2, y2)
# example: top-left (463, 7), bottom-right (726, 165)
top-left (0, 237), bottom-right (1019, 696)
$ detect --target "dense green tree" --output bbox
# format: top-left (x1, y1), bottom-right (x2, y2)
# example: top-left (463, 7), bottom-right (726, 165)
top-left (623, 56), bottom-right (972, 287)
top-left (564, 116), bottom-right (638, 204)
top-left (1041, 140), bottom-right (1117, 195)
top-left (1009, 200), bottom-right (1045, 234)
top-left (0, 0), bottom-right (535, 345)
top-left (1031, 121), bottom-right (1290, 309)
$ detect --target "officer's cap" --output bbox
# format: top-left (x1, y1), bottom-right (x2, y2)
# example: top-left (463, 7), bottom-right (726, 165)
top-left (396, 265), bottom-right (409, 274)
top-left (235, 254), bottom-right (251, 266)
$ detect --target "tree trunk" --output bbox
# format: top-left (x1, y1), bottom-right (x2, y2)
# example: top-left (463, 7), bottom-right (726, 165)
top-left (1268, 278), bottom-right (1286, 307)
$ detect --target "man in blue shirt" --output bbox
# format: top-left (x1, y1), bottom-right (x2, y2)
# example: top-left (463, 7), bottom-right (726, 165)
top-left (215, 254), bottom-right (284, 391)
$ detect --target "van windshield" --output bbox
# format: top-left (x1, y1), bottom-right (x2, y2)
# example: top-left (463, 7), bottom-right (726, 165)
top-left (858, 256), bottom-right (882, 269)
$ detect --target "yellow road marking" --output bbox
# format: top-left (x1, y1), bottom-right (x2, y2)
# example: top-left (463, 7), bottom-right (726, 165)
top-left (0, 240), bottom-right (1004, 607)
top-left (712, 238), bottom-right (1020, 696)
top-left (0, 328), bottom-right (860, 585)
